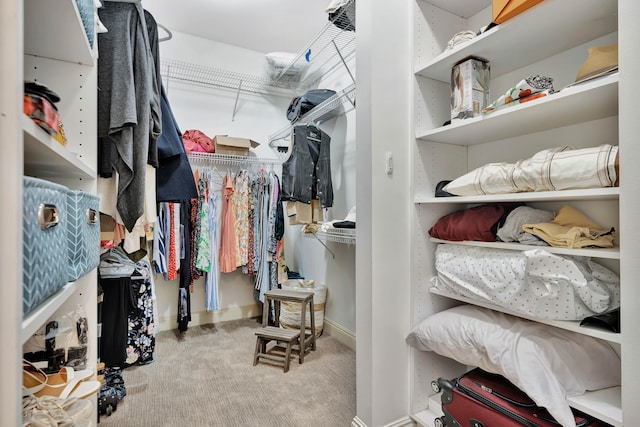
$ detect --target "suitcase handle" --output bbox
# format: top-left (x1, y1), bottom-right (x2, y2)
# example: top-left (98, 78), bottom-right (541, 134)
top-left (38, 203), bottom-right (59, 230)
top-left (86, 208), bottom-right (98, 225)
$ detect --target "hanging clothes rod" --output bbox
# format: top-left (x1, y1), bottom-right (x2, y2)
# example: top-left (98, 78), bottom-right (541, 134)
top-left (187, 152), bottom-right (283, 167)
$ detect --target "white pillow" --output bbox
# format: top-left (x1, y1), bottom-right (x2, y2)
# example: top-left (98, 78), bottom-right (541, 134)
top-left (264, 52), bottom-right (309, 80)
top-left (406, 305), bottom-right (620, 427)
top-left (443, 144), bottom-right (618, 196)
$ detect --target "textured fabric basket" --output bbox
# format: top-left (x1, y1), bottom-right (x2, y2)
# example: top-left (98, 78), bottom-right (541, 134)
top-left (23, 177), bottom-right (69, 315)
top-left (280, 279), bottom-right (327, 336)
top-left (66, 190), bottom-right (100, 281)
top-left (75, 0), bottom-right (95, 48)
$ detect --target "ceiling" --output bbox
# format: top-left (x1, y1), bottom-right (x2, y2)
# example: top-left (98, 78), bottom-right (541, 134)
top-left (143, 0), bottom-right (333, 54)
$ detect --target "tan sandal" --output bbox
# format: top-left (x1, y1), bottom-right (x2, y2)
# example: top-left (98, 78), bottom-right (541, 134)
top-left (23, 360), bottom-right (47, 397)
top-left (34, 367), bottom-right (100, 399)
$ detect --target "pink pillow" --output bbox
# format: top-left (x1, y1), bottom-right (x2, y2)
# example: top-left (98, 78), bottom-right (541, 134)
top-left (428, 204), bottom-right (506, 241)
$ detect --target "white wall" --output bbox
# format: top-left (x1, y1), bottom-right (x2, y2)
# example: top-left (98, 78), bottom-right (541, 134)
top-left (155, 31), bottom-right (357, 339)
top-left (356, 0), bottom-right (413, 425)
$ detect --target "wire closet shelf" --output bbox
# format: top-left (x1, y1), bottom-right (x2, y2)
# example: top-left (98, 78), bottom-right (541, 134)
top-left (160, 58), bottom-right (301, 97)
top-left (159, 0), bottom-right (355, 97)
top-left (187, 152), bottom-right (284, 169)
top-left (316, 227), bottom-right (356, 245)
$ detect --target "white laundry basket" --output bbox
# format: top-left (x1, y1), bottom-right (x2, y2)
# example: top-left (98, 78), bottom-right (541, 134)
top-left (279, 279), bottom-right (327, 337)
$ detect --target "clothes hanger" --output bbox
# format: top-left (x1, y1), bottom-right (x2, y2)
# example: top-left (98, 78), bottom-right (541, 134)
top-left (157, 23), bottom-right (173, 42)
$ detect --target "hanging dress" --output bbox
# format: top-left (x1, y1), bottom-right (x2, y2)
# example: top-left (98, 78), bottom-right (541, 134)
top-left (233, 170), bottom-right (250, 267)
top-left (219, 174), bottom-right (237, 273)
top-left (206, 172), bottom-right (221, 311)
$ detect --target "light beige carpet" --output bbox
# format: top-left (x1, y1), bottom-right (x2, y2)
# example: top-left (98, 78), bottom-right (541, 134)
top-left (98, 317), bottom-right (356, 427)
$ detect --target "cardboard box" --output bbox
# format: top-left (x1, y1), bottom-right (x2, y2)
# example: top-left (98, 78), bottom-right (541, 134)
top-left (451, 57), bottom-right (490, 122)
top-left (213, 135), bottom-right (260, 156)
top-left (492, 0), bottom-right (543, 24)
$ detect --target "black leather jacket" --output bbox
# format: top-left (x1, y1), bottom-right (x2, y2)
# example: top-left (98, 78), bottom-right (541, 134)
top-left (281, 125), bottom-right (333, 208)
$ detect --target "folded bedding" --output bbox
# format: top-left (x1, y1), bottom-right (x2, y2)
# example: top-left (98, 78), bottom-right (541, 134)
top-left (432, 244), bottom-right (620, 320)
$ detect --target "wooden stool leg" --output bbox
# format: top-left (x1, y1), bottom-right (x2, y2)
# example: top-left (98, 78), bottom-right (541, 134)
top-left (284, 341), bottom-right (293, 373)
top-left (309, 297), bottom-right (317, 351)
top-left (262, 298), bottom-right (269, 326)
top-left (299, 301), bottom-right (307, 364)
top-left (274, 299), bottom-right (281, 327)
top-left (253, 336), bottom-right (262, 366)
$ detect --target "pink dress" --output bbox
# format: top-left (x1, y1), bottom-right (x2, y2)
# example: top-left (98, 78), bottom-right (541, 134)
top-left (219, 174), bottom-right (237, 273)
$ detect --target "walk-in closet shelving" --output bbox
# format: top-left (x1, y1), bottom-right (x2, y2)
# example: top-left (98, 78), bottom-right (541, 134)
top-left (270, 0), bottom-right (356, 89)
top-left (1, 0), bottom-right (99, 424)
top-left (268, 82), bottom-right (356, 151)
top-left (24, 0), bottom-right (95, 66)
top-left (416, 73), bottom-right (618, 145)
top-left (23, 115), bottom-right (95, 178)
top-left (160, 0), bottom-right (355, 99)
top-left (22, 282), bottom-right (82, 343)
top-left (411, 0), bottom-right (623, 426)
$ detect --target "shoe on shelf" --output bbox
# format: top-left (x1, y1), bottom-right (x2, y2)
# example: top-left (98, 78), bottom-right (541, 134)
top-left (23, 394), bottom-right (93, 426)
top-left (34, 367), bottom-right (101, 399)
top-left (23, 359), bottom-right (47, 397)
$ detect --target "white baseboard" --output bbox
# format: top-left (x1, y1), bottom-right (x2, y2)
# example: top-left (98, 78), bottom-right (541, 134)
top-left (323, 318), bottom-right (356, 351)
top-left (352, 415), bottom-right (416, 427)
top-left (352, 416), bottom-right (367, 427)
top-left (156, 304), bottom-right (261, 332)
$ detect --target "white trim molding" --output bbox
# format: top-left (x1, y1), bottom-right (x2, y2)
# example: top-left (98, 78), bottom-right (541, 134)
top-left (323, 318), bottom-right (356, 351)
top-left (352, 416), bottom-right (416, 427)
top-left (156, 304), bottom-right (261, 332)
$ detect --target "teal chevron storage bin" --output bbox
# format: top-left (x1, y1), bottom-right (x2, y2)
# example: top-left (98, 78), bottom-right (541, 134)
top-left (23, 177), bottom-right (69, 315)
top-left (66, 190), bottom-right (100, 281)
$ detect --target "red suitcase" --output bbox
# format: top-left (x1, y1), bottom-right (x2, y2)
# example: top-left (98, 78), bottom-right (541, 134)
top-left (434, 368), bottom-right (608, 427)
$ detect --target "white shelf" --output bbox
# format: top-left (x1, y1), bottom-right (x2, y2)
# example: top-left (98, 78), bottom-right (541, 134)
top-left (429, 239), bottom-right (620, 260)
top-left (419, 0), bottom-right (491, 19)
top-left (24, 0), bottom-right (93, 65)
top-left (411, 409), bottom-right (441, 427)
top-left (22, 115), bottom-right (96, 179)
top-left (415, 187), bottom-right (619, 204)
top-left (21, 281), bottom-right (80, 344)
top-left (429, 287), bottom-right (621, 344)
top-left (417, 74), bottom-right (618, 145)
top-left (567, 387), bottom-right (622, 427)
top-left (415, 0), bottom-right (617, 83)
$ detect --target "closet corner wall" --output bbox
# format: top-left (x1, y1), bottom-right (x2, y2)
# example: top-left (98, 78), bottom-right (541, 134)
top-left (354, 0), bottom-right (413, 425)
top-left (1, 0), bottom-right (99, 424)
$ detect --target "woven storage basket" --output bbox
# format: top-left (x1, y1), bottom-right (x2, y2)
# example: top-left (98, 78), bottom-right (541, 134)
top-left (279, 279), bottom-right (327, 337)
